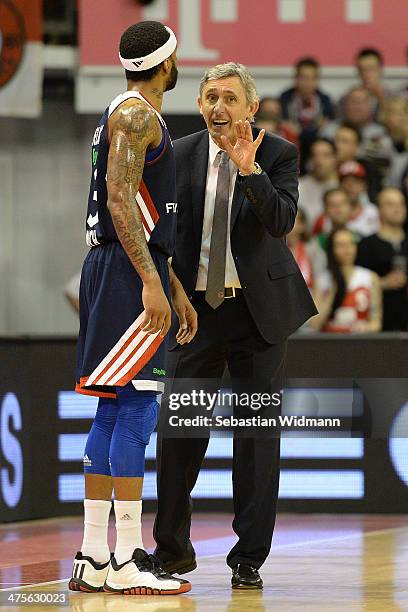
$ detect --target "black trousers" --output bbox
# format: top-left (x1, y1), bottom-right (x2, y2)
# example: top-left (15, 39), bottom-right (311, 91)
top-left (153, 292), bottom-right (286, 569)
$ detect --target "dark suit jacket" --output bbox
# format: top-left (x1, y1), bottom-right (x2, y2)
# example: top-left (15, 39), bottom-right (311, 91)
top-left (171, 128), bottom-right (318, 345)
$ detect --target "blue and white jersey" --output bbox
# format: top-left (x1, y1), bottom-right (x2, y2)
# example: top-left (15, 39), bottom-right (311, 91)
top-left (85, 91), bottom-right (177, 257)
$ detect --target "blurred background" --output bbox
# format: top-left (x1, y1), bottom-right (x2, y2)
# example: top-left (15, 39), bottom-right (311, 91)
top-left (1, 0), bottom-right (408, 523)
top-left (1, 0), bottom-right (407, 336)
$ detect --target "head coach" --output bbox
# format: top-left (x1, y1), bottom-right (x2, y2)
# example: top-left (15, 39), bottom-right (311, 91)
top-left (154, 63), bottom-right (318, 589)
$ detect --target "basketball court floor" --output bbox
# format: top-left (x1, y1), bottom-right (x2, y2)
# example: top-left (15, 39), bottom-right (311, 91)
top-left (1, 513), bottom-right (407, 611)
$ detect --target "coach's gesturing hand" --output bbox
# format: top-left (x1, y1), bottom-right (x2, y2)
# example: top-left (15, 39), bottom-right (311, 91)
top-left (220, 119), bottom-right (265, 175)
top-left (141, 276), bottom-right (172, 338)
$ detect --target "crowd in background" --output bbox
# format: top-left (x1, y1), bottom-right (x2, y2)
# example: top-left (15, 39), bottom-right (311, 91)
top-left (255, 48), bottom-right (408, 333)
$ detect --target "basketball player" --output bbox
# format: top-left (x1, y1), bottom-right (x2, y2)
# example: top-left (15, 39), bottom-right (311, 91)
top-left (69, 21), bottom-right (196, 595)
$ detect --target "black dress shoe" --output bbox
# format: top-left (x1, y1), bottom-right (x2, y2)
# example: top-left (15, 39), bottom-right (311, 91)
top-left (231, 564), bottom-right (263, 589)
top-left (156, 555), bottom-right (197, 576)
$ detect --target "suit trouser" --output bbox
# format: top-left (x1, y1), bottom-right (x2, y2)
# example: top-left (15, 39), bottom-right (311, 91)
top-left (154, 292), bottom-right (286, 569)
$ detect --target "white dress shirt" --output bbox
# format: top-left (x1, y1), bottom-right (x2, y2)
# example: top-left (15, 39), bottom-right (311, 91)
top-left (195, 136), bottom-right (241, 290)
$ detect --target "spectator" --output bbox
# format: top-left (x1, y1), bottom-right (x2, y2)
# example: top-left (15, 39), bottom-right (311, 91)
top-left (335, 123), bottom-right (362, 165)
top-left (355, 48), bottom-right (391, 113)
top-left (323, 87), bottom-right (392, 159)
top-left (298, 138), bottom-right (338, 230)
top-left (333, 123), bottom-right (386, 200)
top-left (338, 161), bottom-right (380, 236)
top-left (286, 209), bottom-right (315, 290)
top-left (287, 209), bottom-right (328, 332)
top-left (255, 97), bottom-right (299, 146)
top-left (279, 57), bottom-right (335, 169)
top-left (313, 188), bottom-right (353, 246)
top-left (379, 96), bottom-right (408, 187)
top-left (357, 187), bottom-right (408, 331)
top-left (311, 228), bottom-right (382, 332)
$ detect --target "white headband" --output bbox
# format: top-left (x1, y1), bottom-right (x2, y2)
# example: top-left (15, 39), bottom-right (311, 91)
top-left (119, 26), bottom-right (177, 72)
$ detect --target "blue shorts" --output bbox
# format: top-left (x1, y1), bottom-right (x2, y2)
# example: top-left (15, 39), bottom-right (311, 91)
top-left (75, 242), bottom-right (169, 398)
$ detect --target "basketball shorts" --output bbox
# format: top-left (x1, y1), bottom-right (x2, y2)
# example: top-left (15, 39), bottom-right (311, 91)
top-left (75, 242), bottom-right (170, 398)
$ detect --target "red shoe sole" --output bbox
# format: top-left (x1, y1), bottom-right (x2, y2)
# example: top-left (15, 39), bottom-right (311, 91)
top-left (68, 579), bottom-right (102, 593)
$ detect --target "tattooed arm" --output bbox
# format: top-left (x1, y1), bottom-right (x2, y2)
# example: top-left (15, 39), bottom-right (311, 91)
top-left (107, 100), bottom-right (171, 336)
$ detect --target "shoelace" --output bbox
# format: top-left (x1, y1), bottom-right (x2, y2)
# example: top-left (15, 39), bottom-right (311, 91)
top-left (136, 554), bottom-right (170, 578)
top-left (148, 555), bottom-right (173, 578)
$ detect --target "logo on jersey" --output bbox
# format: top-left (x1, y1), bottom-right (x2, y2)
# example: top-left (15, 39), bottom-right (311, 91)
top-left (166, 203), bottom-right (178, 213)
top-left (92, 125), bottom-right (104, 146)
top-left (153, 368), bottom-right (166, 377)
top-left (87, 212), bottom-right (99, 228)
top-left (83, 454), bottom-right (92, 467)
top-left (86, 230), bottom-right (100, 247)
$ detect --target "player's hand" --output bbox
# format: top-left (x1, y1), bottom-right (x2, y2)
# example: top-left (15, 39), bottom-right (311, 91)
top-left (172, 287), bottom-right (198, 345)
top-left (219, 120), bottom-right (265, 175)
top-left (141, 276), bottom-right (172, 338)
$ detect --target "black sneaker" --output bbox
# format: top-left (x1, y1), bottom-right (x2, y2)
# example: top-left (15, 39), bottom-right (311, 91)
top-left (231, 564), bottom-right (263, 589)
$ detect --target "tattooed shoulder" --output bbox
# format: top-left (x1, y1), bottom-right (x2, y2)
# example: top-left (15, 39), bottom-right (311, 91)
top-left (111, 100), bottom-right (160, 148)
top-left (108, 100), bottom-right (160, 189)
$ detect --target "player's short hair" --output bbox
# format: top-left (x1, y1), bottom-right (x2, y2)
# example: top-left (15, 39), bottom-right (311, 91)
top-left (199, 62), bottom-right (259, 108)
top-left (356, 47), bottom-right (384, 66)
top-left (295, 57), bottom-right (320, 74)
top-left (120, 21), bottom-right (172, 82)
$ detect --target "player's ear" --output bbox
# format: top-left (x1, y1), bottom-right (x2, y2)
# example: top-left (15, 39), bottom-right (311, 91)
top-left (197, 96), bottom-right (203, 115)
top-left (162, 57), bottom-right (171, 75)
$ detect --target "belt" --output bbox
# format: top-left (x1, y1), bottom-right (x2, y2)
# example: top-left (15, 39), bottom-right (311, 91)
top-left (194, 287), bottom-right (242, 299)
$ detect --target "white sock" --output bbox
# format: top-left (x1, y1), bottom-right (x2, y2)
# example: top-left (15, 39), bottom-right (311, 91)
top-left (114, 500), bottom-right (144, 565)
top-left (80, 499), bottom-right (111, 563)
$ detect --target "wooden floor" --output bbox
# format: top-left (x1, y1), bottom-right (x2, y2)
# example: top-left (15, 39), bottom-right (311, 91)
top-left (1, 514), bottom-right (408, 611)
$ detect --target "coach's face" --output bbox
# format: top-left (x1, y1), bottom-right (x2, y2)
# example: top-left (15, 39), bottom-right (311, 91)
top-left (198, 76), bottom-right (258, 146)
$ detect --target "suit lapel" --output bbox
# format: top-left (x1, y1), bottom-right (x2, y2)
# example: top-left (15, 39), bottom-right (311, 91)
top-left (191, 133), bottom-right (209, 244)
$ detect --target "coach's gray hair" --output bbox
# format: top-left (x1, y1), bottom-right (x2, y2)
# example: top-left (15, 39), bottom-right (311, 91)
top-left (199, 62), bottom-right (259, 114)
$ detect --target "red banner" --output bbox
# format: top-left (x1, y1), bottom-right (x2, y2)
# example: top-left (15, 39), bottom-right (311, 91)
top-left (79, 0), bottom-right (408, 68)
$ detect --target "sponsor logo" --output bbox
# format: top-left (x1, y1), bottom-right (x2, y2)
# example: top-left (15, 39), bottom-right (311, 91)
top-left (132, 60), bottom-right (143, 69)
top-left (0, 0), bottom-right (26, 89)
top-left (120, 513), bottom-right (132, 520)
top-left (92, 125), bottom-right (104, 146)
top-left (153, 368), bottom-right (166, 377)
top-left (83, 454), bottom-right (92, 467)
top-left (166, 203), bottom-right (178, 213)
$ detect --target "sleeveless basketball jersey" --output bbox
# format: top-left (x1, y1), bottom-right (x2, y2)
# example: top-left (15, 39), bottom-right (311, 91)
top-left (85, 91), bottom-right (177, 257)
